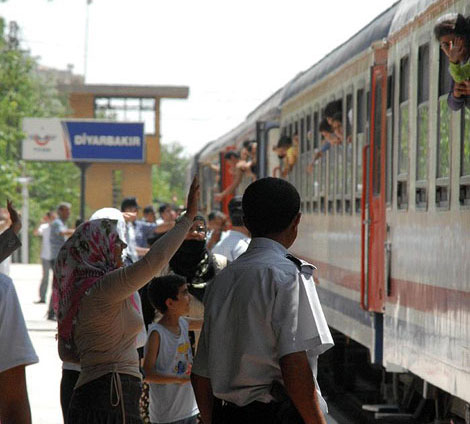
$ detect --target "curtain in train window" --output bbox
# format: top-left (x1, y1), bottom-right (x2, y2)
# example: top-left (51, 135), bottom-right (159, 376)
top-left (345, 94), bottom-right (353, 198)
top-left (416, 44), bottom-right (430, 209)
top-left (386, 70), bottom-right (395, 206)
top-left (356, 89), bottom-right (365, 200)
top-left (436, 49), bottom-right (452, 208)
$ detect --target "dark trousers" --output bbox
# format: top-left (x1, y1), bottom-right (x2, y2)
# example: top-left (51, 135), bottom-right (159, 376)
top-left (39, 258), bottom-right (53, 302)
top-left (61, 369), bottom-right (80, 424)
top-left (212, 399), bottom-right (304, 424)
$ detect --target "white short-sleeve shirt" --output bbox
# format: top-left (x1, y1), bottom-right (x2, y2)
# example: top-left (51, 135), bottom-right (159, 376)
top-left (0, 274), bottom-right (39, 373)
top-left (38, 222), bottom-right (53, 260)
top-left (193, 237), bottom-right (333, 409)
top-left (211, 230), bottom-right (250, 262)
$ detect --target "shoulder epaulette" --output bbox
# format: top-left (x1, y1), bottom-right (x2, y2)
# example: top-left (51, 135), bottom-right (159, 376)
top-left (286, 253), bottom-right (316, 277)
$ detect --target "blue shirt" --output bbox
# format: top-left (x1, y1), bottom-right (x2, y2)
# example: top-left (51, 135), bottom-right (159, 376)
top-left (49, 218), bottom-right (68, 259)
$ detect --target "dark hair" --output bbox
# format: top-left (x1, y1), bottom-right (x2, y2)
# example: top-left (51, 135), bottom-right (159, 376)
top-left (75, 219), bottom-right (84, 228)
top-left (324, 100), bottom-right (342, 118)
top-left (121, 197), bottom-right (139, 212)
top-left (228, 196), bottom-right (244, 227)
top-left (224, 151), bottom-right (240, 160)
top-left (147, 275), bottom-right (187, 313)
top-left (158, 203), bottom-right (170, 215)
top-left (143, 205), bottom-right (155, 215)
top-left (319, 118), bottom-right (332, 133)
top-left (242, 140), bottom-right (253, 152)
top-left (242, 177), bottom-right (300, 237)
top-left (331, 111), bottom-right (343, 124)
top-left (434, 13), bottom-right (470, 41)
top-left (277, 135), bottom-right (292, 149)
top-left (208, 210), bottom-right (225, 222)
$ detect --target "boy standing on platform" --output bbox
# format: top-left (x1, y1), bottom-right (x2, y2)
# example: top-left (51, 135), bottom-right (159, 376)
top-left (143, 275), bottom-right (202, 424)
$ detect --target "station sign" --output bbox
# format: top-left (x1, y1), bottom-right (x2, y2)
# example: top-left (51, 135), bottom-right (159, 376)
top-left (22, 118), bottom-right (145, 162)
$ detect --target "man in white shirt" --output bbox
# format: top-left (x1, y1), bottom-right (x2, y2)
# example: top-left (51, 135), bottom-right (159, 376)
top-left (0, 200), bottom-right (39, 424)
top-left (211, 196), bottom-right (250, 262)
top-left (191, 178), bottom-right (333, 424)
top-left (34, 211), bottom-right (56, 303)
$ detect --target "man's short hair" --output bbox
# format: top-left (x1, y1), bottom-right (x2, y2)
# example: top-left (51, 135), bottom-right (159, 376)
top-left (121, 197), bottom-right (139, 212)
top-left (277, 135), bottom-right (292, 149)
top-left (228, 196), bottom-right (244, 227)
top-left (242, 178), bottom-right (300, 237)
top-left (147, 275), bottom-right (187, 314)
top-left (224, 151), bottom-right (240, 160)
top-left (57, 202), bottom-right (71, 211)
top-left (331, 111), bottom-right (343, 124)
top-left (324, 100), bottom-right (342, 118)
top-left (319, 118), bottom-right (332, 133)
top-left (158, 203), bottom-right (170, 216)
top-left (143, 205), bottom-right (155, 215)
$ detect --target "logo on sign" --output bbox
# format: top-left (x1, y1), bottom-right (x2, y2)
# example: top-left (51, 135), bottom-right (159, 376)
top-left (33, 134), bottom-right (56, 146)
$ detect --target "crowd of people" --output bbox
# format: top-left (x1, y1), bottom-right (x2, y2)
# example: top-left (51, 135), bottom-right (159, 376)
top-left (0, 175), bottom-right (334, 424)
top-left (1, 12), bottom-right (469, 424)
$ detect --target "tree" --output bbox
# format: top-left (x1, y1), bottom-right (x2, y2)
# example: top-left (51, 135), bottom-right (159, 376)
top-left (0, 17), bottom-right (80, 262)
top-left (152, 141), bottom-right (190, 207)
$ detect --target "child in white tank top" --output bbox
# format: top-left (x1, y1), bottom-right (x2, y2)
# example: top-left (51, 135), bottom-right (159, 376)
top-left (143, 275), bottom-right (203, 424)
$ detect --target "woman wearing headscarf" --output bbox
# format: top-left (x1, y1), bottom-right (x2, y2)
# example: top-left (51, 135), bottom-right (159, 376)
top-left (53, 178), bottom-right (199, 424)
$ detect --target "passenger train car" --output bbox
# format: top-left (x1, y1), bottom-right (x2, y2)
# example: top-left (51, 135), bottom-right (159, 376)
top-left (193, 0), bottom-right (470, 421)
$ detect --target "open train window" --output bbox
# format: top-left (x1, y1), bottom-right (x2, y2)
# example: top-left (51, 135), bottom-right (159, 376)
top-left (355, 88), bottom-right (365, 213)
top-left (460, 108), bottom-right (470, 207)
top-left (436, 49), bottom-right (452, 209)
top-left (386, 68), bottom-right (395, 207)
top-left (397, 56), bottom-right (409, 210)
top-left (416, 44), bottom-right (430, 210)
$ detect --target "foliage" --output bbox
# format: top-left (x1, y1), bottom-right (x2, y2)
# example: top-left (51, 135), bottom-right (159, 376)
top-left (152, 141), bottom-right (190, 207)
top-left (0, 17), bottom-right (80, 262)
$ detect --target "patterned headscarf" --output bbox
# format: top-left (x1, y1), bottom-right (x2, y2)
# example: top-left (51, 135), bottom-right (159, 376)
top-left (52, 219), bottom-right (121, 341)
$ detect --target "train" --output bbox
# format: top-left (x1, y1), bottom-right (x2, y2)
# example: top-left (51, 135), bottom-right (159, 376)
top-left (192, 0), bottom-right (470, 422)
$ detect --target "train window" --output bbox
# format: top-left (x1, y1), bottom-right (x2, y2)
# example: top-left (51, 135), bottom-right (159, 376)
top-left (386, 69), bottom-right (395, 206)
top-left (328, 148), bottom-right (335, 213)
top-left (300, 118), bottom-right (305, 154)
top-left (416, 44), bottom-right (430, 210)
top-left (460, 109), bottom-right (470, 206)
top-left (336, 144), bottom-right (343, 213)
top-left (355, 88), bottom-right (365, 213)
top-left (436, 49), bottom-right (451, 209)
top-left (320, 155), bottom-right (326, 213)
top-left (397, 56), bottom-right (409, 209)
top-left (306, 115), bottom-right (311, 152)
top-left (345, 94), bottom-right (353, 214)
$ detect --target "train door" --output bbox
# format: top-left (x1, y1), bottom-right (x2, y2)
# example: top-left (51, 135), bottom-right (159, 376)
top-left (361, 64), bottom-right (387, 312)
top-left (219, 147), bottom-right (235, 215)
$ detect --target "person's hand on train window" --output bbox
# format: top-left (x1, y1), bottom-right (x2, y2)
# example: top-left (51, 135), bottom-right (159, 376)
top-left (453, 80), bottom-right (470, 98)
top-left (442, 37), bottom-right (466, 64)
top-left (7, 200), bottom-right (21, 235)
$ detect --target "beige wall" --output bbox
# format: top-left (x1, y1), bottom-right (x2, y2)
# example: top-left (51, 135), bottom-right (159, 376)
top-left (67, 92), bottom-right (160, 217)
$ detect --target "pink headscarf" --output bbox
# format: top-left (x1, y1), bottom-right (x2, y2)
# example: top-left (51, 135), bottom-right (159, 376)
top-left (52, 219), bottom-right (121, 341)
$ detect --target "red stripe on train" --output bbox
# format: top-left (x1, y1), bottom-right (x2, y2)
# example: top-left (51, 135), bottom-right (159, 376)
top-left (296, 255), bottom-right (470, 313)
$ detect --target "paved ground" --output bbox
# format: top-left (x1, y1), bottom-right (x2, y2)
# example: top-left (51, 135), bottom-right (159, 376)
top-left (11, 263), bottom-right (339, 424)
top-left (11, 263), bottom-right (62, 424)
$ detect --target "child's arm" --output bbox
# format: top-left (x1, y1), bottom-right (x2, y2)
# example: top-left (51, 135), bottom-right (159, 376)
top-left (143, 331), bottom-right (190, 385)
top-left (184, 317), bottom-right (203, 331)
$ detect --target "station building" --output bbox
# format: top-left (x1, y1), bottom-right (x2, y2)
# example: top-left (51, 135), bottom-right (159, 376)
top-left (58, 83), bottom-right (189, 216)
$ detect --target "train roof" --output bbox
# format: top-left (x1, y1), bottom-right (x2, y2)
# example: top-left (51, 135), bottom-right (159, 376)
top-left (389, 0), bottom-right (441, 34)
top-left (280, 1), bottom-right (400, 106)
top-left (198, 85), bottom-right (286, 161)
